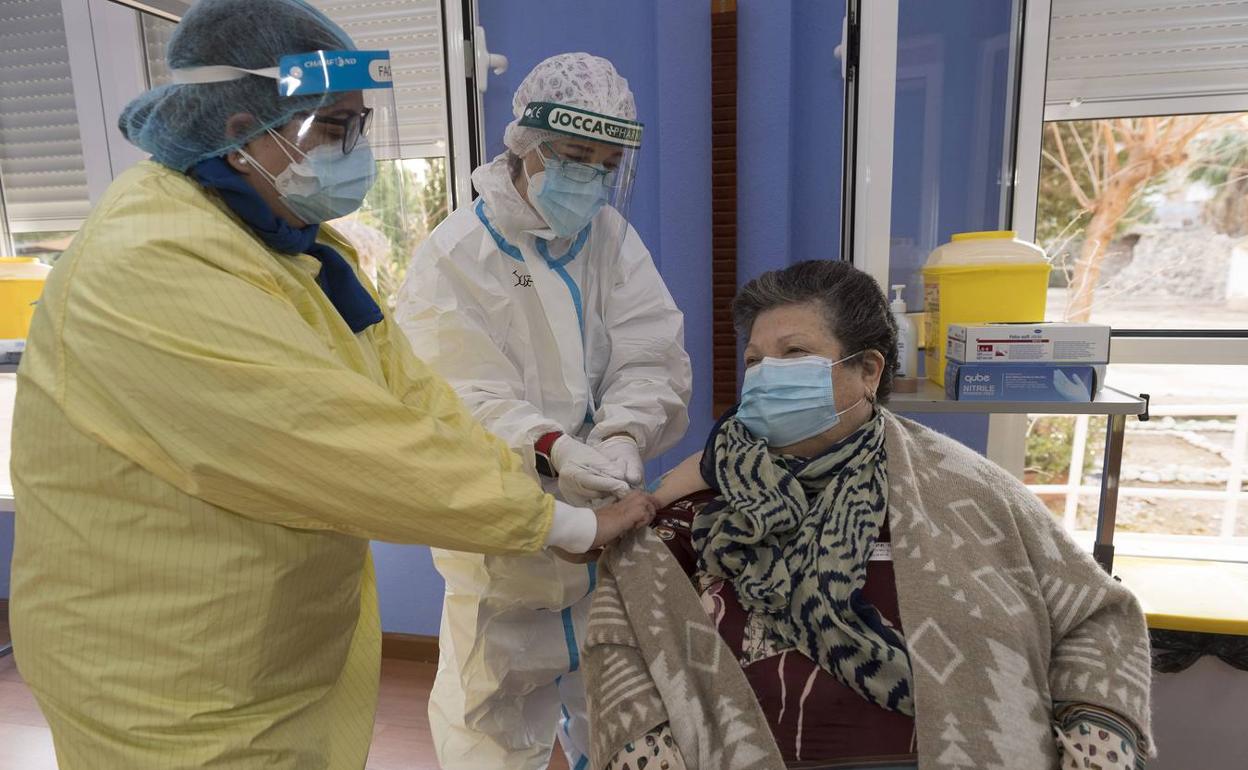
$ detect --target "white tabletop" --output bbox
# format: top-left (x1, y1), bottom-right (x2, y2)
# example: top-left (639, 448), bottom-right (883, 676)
top-left (2, 372), bottom-right (13, 511)
top-left (1, 371), bottom-right (12, 511)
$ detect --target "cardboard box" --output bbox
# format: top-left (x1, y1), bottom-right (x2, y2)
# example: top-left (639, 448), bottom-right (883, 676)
top-left (944, 361), bottom-right (1099, 402)
top-left (947, 322), bottom-right (1110, 365)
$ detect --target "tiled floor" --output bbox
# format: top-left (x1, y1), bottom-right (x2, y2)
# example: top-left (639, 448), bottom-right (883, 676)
top-left (0, 630), bottom-right (570, 770)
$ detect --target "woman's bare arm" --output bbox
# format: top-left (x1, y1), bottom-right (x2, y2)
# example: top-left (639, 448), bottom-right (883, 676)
top-left (652, 451), bottom-right (710, 507)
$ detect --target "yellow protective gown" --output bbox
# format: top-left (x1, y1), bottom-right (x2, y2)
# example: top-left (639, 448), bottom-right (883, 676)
top-left (8, 161), bottom-right (555, 769)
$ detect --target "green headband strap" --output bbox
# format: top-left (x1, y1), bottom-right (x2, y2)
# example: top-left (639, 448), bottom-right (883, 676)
top-left (517, 101), bottom-right (643, 149)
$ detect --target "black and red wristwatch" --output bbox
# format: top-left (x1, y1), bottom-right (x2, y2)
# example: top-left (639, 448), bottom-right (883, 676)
top-left (534, 431), bottom-right (564, 478)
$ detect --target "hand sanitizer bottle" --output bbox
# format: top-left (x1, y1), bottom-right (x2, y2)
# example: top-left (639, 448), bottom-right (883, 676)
top-left (891, 284), bottom-right (919, 379)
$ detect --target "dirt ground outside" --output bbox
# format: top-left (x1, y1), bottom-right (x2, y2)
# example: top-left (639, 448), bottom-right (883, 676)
top-left (1026, 360), bottom-right (1248, 539)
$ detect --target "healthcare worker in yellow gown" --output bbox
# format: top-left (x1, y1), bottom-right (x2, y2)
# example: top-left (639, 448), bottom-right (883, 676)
top-left (6, 1), bottom-right (655, 768)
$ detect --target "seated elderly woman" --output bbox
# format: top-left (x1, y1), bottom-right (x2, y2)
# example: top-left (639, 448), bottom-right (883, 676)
top-left (582, 260), bottom-right (1152, 770)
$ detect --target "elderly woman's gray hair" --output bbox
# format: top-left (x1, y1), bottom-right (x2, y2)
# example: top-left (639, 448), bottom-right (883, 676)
top-left (733, 259), bottom-right (900, 402)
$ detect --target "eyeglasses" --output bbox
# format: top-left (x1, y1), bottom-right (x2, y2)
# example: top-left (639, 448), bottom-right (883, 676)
top-left (539, 143), bottom-right (633, 189)
top-left (311, 107), bottom-right (374, 155)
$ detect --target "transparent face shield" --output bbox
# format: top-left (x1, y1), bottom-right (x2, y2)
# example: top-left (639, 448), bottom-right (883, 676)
top-left (516, 101), bottom-right (642, 256)
top-left (273, 50), bottom-right (401, 158)
top-left (268, 50), bottom-right (407, 230)
top-left (277, 52), bottom-right (415, 304)
top-left (183, 50), bottom-right (415, 301)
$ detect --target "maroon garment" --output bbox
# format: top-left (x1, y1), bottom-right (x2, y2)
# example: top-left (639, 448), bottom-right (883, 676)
top-left (652, 491), bottom-right (918, 766)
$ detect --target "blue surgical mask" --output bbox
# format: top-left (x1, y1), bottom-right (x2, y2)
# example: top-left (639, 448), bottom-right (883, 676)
top-left (737, 353), bottom-right (866, 447)
top-left (245, 130), bottom-right (377, 224)
top-left (527, 159), bottom-right (609, 238)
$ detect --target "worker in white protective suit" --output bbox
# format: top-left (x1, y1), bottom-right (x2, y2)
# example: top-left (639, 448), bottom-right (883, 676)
top-left (395, 53), bottom-right (692, 770)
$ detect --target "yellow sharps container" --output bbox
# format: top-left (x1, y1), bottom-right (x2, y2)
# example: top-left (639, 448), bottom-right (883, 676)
top-left (922, 231), bottom-right (1049, 386)
top-left (1, 257), bottom-right (53, 344)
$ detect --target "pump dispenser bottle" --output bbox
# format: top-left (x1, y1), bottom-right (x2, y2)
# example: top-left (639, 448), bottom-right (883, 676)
top-left (891, 284), bottom-right (919, 380)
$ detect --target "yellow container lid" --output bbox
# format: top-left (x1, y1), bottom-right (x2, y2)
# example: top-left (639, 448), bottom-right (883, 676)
top-left (923, 261), bottom-right (1051, 275)
top-left (926, 231), bottom-right (1047, 268)
top-left (951, 230), bottom-right (1016, 242)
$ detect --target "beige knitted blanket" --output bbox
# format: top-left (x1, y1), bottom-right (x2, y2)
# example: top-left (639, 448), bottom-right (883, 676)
top-left (584, 411), bottom-right (1152, 769)
top-left (584, 526), bottom-right (785, 769)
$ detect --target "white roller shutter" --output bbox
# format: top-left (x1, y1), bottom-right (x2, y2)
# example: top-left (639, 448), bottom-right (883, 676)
top-left (314, 0), bottom-right (449, 159)
top-left (0, 0), bottom-right (90, 232)
top-left (1048, 0), bottom-right (1248, 118)
top-left (141, 12), bottom-right (176, 88)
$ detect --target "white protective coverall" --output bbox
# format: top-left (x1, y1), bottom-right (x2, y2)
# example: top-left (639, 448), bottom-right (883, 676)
top-left (395, 154), bottom-right (692, 768)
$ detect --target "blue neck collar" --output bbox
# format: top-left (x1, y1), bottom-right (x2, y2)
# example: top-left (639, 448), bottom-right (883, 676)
top-left (191, 157), bottom-right (383, 334)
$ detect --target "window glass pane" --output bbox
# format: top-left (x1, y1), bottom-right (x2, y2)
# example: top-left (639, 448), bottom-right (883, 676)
top-left (11, 230), bottom-right (75, 263)
top-left (134, 11), bottom-right (452, 314)
top-left (141, 12), bottom-right (178, 88)
top-left (1038, 112), bottom-right (1248, 331)
top-left (1027, 364), bottom-right (1248, 550)
top-left (0, 0), bottom-right (92, 233)
top-left (889, 0), bottom-right (1021, 313)
top-left (329, 157), bottom-right (448, 309)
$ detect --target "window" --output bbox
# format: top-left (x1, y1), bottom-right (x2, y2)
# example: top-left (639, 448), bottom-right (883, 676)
top-left (135, 1), bottom-right (458, 308)
top-left (1012, 0), bottom-right (1248, 559)
top-left (1, 0), bottom-right (476, 511)
top-left (1027, 365), bottom-right (1248, 557)
top-left (141, 12), bottom-right (177, 88)
top-left (0, 0), bottom-right (93, 244)
top-left (312, 0), bottom-right (454, 307)
top-left (1038, 113), bottom-right (1248, 331)
top-left (341, 157), bottom-right (448, 309)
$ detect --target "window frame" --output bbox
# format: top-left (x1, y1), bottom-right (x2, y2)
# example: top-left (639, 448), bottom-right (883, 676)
top-left (845, 0), bottom-right (900, 287)
top-left (1007, 0), bottom-right (1248, 555)
top-left (1010, 2), bottom-right (1248, 359)
top-left (61, 0), bottom-right (152, 208)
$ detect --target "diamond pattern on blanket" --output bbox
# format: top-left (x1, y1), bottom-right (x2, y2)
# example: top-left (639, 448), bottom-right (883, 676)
top-left (907, 618), bottom-right (965, 684)
top-left (950, 499), bottom-right (1005, 546)
top-left (686, 621), bottom-right (723, 674)
top-left (971, 567), bottom-right (1028, 616)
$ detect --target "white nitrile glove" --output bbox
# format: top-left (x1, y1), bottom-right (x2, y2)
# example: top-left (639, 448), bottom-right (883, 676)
top-left (1053, 369), bottom-right (1090, 401)
top-left (550, 435), bottom-right (631, 506)
top-left (595, 435), bottom-right (644, 488)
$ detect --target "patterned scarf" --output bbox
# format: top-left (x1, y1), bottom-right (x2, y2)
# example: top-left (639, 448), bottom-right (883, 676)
top-left (693, 412), bottom-right (915, 715)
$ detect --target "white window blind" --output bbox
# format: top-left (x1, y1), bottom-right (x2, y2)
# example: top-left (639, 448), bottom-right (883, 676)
top-left (141, 12), bottom-right (177, 88)
top-left (1047, 0), bottom-right (1248, 118)
top-left (0, 0), bottom-right (91, 232)
top-left (314, 0), bottom-right (449, 159)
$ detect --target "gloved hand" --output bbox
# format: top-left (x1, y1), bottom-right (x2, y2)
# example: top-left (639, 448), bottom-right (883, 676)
top-left (551, 435), bottom-right (631, 506)
top-left (595, 435), bottom-right (644, 488)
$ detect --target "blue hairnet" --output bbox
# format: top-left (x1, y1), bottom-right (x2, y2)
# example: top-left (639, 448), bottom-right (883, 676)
top-left (120, 0), bottom-right (355, 171)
